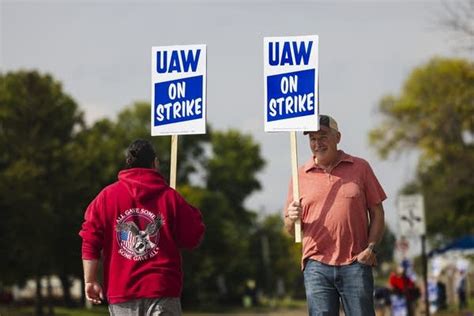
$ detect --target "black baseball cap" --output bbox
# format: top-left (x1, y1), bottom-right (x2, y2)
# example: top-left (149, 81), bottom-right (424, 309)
top-left (303, 115), bottom-right (339, 135)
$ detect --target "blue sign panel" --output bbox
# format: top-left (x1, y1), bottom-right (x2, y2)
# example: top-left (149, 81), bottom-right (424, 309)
top-left (266, 69), bottom-right (315, 122)
top-left (153, 75), bottom-right (203, 126)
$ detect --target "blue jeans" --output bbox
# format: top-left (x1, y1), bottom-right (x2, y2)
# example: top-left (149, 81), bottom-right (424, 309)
top-left (303, 259), bottom-right (375, 316)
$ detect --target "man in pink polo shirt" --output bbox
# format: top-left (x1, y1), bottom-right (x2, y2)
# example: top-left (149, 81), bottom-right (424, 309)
top-left (284, 115), bottom-right (386, 316)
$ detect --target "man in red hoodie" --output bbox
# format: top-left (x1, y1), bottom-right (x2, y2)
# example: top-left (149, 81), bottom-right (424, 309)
top-left (79, 139), bottom-right (205, 315)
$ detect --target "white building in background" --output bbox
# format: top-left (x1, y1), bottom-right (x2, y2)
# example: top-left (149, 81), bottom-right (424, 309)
top-left (12, 276), bottom-right (82, 301)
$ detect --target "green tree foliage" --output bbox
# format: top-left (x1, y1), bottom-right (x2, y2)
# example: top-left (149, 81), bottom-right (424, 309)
top-left (70, 101), bottom-right (210, 203)
top-left (0, 70), bottom-right (84, 313)
top-left (179, 129), bottom-right (266, 305)
top-left (59, 118), bottom-right (123, 306)
top-left (369, 58), bottom-right (474, 238)
top-left (249, 215), bottom-right (303, 298)
top-left (207, 130), bottom-right (265, 211)
top-left (377, 226), bottom-right (396, 265)
top-left (179, 185), bottom-right (246, 305)
top-left (416, 153), bottom-right (473, 238)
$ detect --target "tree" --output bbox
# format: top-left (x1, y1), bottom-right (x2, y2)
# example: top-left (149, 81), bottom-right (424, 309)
top-left (369, 57), bottom-right (474, 238)
top-left (206, 130), bottom-right (265, 212)
top-left (53, 118), bottom-right (122, 307)
top-left (249, 215), bottom-right (302, 298)
top-left (439, 0), bottom-right (474, 52)
top-left (0, 70), bottom-right (84, 315)
top-left (179, 129), bottom-right (266, 306)
top-left (179, 185), bottom-right (247, 305)
top-left (377, 227), bottom-right (396, 265)
top-left (369, 58), bottom-right (473, 162)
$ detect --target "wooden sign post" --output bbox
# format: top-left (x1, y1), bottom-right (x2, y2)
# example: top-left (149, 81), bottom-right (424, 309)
top-left (263, 35), bottom-right (319, 243)
top-left (151, 45), bottom-right (207, 189)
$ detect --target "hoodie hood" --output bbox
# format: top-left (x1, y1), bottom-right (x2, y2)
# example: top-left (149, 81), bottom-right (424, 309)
top-left (118, 168), bottom-right (169, 204)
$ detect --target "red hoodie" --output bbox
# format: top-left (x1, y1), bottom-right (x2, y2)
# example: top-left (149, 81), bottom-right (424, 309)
top-left (79, 168), bottom-right (205, 304)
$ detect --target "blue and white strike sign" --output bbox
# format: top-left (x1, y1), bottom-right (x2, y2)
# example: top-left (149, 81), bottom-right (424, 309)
top-left (151, 44), bottom-right (206, 136)
top-left (264, 35), bottom-right (319, 132)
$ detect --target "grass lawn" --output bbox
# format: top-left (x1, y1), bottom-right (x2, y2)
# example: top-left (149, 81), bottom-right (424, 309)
top-left (0, 306), bottom-right (309, 316)
top-left (3, 300), bottom-right (471, 316)
top-left (0, 301), bottom-right (309, 316)
top-left (0, 306), bottom-right (109, 316)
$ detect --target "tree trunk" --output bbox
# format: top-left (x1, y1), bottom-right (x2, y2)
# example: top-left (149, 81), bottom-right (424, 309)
top-left (35, 275), bottom-right (44, 316)
top-left (46, 275), bottom-right (54, 316)
top-left (80, 278), bottom-right (86, 307)
top-left (59, 274), bottom-right (73, 307)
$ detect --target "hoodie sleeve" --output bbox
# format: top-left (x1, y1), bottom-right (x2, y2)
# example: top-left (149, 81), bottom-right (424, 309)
top-left (173, 192), bottom-right (205, 249)
top-left (79, 192), bottom-right (105, 260)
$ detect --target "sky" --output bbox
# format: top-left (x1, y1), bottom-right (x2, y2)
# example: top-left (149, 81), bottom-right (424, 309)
top-left (1, 0), bottom-right (469, 237)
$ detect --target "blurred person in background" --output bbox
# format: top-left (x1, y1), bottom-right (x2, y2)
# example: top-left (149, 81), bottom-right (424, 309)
top-left (456, 269), bottom-right (467, 310)
top-left (389, 266), bottom-right (420, 316)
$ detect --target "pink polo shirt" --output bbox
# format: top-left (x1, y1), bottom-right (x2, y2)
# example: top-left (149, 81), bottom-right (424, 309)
top-left (284, 151), bottom-right (386, 268)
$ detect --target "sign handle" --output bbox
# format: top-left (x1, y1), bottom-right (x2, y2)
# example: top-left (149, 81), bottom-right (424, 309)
top-left (290, 132), bottom-right (301, 243)
top-left (170, 135), bottom-right (178, 189)
top-left (421, 234), bottom-right (430, 316)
